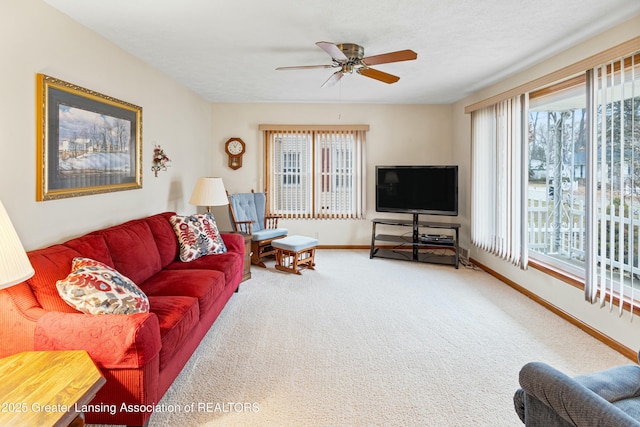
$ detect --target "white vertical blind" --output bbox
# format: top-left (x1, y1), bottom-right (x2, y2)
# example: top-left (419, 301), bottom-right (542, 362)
top-left (586, 52), bottom-right (639, 315)
top-left (314, 129), bottom-right (366, 219)
top-left (471, 106), bottom-right (495, 252)
top-left (264, 126), bottom-right (366, 219)
top-left (266, 130), bottom-right (312, 218)
top-left (471, 95), bottom-right (527, 267)
top-left (353, 129), bottom-right (366, 218)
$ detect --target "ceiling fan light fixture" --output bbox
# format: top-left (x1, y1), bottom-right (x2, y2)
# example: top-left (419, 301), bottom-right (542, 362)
top-left (342, 64), bottom-right (354, 74)
top-left (277, 41), bottom-right (417, 86)
top-left (335, 43), bottom-right (364, 61)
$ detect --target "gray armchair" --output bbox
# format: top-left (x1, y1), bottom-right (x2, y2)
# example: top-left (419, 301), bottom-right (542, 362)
top-left (514, 357), bottom-right (640, 426)
top-left (228, 191), bottom-right (287, 267)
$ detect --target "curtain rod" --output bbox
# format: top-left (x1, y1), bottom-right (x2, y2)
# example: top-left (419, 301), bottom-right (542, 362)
top-left (258, 124), bottom-right (370, 131)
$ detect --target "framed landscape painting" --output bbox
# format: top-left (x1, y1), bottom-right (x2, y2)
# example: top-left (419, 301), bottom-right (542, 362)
top-left (36, 74), bottom-right (142, 201)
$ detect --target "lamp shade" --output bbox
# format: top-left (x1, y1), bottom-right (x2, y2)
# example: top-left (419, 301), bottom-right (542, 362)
top-left (189, 177), bottom-right (228, 208)
top-left (0, 201), bottom-right (34, 289)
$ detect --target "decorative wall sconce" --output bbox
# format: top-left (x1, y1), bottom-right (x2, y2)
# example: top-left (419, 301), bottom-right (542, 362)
top-left (151, 145), bottom-right (170, 177)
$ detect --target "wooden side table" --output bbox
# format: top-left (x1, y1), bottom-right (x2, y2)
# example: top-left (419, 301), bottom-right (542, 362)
top-left (240, 232), bottom-right (252, 281)
top-left (0, 350), bottom-right (105, 427)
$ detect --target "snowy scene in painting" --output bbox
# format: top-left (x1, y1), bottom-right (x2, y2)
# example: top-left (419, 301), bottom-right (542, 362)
top-left (57, 105), bottom-right (132, 175)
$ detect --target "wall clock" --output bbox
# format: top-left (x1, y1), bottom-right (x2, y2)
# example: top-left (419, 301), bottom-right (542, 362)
top-left (225, 138), bottom-right (245, 170)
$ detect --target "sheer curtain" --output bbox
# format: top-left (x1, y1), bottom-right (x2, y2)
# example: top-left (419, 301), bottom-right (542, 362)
top-left (585, 52), bottom-right (639, 314)
top-left (471, 95), bottom-right (528, 267)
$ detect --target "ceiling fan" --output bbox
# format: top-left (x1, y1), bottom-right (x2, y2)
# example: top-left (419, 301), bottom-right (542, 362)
top-left (276, 41), bottom-right (417, 87)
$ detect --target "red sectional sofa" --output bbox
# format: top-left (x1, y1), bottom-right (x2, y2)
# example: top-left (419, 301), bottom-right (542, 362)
top-left (0, 212), bottom-right (244, 426)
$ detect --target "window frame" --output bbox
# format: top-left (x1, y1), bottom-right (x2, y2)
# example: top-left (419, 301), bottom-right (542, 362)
top-left (527, 75), bottom-right (589, 278)
top-left (261, 124), bottom-right (368, 219)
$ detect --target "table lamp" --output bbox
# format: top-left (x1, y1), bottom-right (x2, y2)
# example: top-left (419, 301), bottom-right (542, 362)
top-left (0, 200), bottom-right (34, 289)
top-left (189, 177), bottom-right (228, 213)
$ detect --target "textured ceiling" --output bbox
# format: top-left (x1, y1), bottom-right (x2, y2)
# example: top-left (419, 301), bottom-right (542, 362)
top-left (43, 0), bottom-right (640, 104)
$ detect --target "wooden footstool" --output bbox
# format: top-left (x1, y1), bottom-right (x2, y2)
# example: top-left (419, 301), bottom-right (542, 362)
top-left (272, 235), bottom-right (318, 275)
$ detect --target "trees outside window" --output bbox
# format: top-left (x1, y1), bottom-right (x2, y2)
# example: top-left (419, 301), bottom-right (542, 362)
top-left (528, 82), bottom-right (588, 276)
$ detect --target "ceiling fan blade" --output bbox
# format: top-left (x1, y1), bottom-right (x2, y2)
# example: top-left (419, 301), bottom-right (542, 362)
top-left (276, 65), bottom-right (335, 71)
top-left (358, 67), bottom-right (400, 84)
top-left (321, 71), bottom-right (344, 88)
top-left (361, 49), bottom-right (417, 66)
top-left (316, 41), bottom-right (348, 61)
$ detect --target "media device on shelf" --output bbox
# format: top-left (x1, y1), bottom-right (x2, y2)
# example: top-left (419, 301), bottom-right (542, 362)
top-left (375, 165), bottom-right (458, 217)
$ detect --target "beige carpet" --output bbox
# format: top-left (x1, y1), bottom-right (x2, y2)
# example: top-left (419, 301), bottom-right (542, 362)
top-left (108, 250), bottom-right (632, 426)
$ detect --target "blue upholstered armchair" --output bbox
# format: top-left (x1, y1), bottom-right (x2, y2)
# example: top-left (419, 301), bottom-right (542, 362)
top-left (228, 191), bottom-right (288, 267)
top-left (514, 355), bottom-right (640, 426)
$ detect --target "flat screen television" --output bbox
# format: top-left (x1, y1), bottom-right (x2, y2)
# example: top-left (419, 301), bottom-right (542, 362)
top-left (376, 165), bottom-right (458, 216)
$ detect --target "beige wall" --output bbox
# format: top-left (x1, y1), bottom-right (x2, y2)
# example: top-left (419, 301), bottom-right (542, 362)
top-left (209, 103), bottom-right (455, 244)
top-left (452, 15), bottom-right (640, 353)
top-left (1, 0), bottom-right (213, 250)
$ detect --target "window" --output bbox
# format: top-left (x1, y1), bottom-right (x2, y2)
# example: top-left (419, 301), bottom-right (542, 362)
top-left (280, 140), bottom-right (306, 186)
top-left (528, 77), bottom-right (588, 277)
top-left (282, 153), bottom-right (300, 185)
top-left (270, 131), bottom-right (311, 215)
top-left (262, 125), bottom-right (368, 219)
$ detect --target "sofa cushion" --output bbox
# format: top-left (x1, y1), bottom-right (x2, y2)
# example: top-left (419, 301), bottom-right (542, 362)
top-left (56, 258), bottom-right (150, 315)
top-left (147, 295), bottom-right (199, 369)
top-left (166, 252), bottom-right (243, 289)
top-left (26, 245), bottom-right (83, 313)
top-left (145, 212), bottom-right (179, 268)
top-left (94, 219), bottom-right (162, 284)
top-left (140, 269), bottom-right (225, 319)
top-left (170, 214), bottom-right (227, 262)
top-left (62, 234), bottom-right (114, 267)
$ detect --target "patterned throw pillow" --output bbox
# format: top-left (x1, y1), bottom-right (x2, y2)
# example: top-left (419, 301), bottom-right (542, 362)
top-left (170, 213), bottom-right (227, 262)
top-left (56, 258), bottom-right (150, 315)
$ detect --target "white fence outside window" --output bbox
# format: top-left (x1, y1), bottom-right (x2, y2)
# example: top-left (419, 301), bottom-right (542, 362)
top-left (528, 189), bottom-right (640, 281)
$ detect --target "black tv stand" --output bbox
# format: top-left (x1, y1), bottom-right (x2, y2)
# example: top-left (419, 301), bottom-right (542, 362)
top-left (369, 214), bottom-right (460, 268)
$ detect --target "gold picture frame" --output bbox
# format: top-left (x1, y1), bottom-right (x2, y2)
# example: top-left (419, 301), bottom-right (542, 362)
top-left (36, 74), bottom-right (143, 201)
